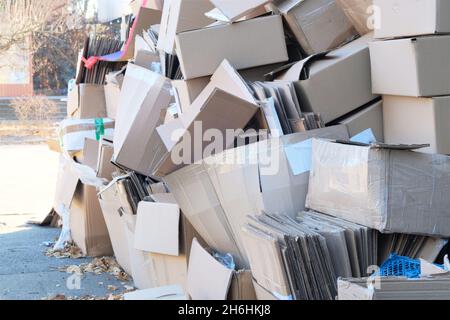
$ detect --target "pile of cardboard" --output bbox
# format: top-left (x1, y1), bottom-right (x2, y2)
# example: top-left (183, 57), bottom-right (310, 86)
top-left (49, 0), bottom-right (450, 300)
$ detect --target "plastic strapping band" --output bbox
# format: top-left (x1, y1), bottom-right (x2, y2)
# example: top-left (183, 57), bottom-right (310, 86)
top-left (95, 118), bottom-right (105, 141)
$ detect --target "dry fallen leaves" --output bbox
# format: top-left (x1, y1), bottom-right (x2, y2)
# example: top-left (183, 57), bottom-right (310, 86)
top-left (45, 242), bottom-right (84, 259)
top-left (59, 257), bottom-right (130, 282)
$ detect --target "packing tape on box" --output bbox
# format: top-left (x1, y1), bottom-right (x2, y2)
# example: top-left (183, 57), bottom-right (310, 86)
top-left (61, 120), bottom-right (115, 136)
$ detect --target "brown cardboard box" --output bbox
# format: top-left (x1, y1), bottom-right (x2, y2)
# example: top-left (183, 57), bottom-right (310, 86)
top-left (153, 60), bottom-right (257, 176)
top-left (339, 99), bottom-right (384, 142)
top-left (68, 161), bottom-right (112, 257)
top-left (67, 84), bottom-right (107, 119)
top-left (157, 0), bottom-right (215, 55)
top-left (104, 78), bottom-right (122, 120)
top-left (227, 271), bottom-right (257, 301)
top-left (81, 138), bottom-right (100, 171)
top-left (272, 0), bottom-right (357, 55)
top-left (113, 63), bottom-right (172, 176)
top-left (374, 0), bottom-right (450, 39)
top-left (154, 88), bottom-right (259, 177)
top-left (370, 35), bottom-right (450, 97)
top-left (306, 139), bottom-right (450, 237)
top-left (53, 155), bottom-right (80, 216)
top-left (277, 33), bottom-right (377, 124)
top-left (98, 179), bottom-right (133, 275)
top-left (59, 118), bottom-right (115, 153)
top-left (187, 238), bottom-right (234, 300)
top-left (131, 194), bottom-right (207, 290)
top-left (164, 125), bottom-right (349, 268)
top-left (336, 0), bottom-right (373, 35)
top-left (383, 96), bottom-right (450, 154)
top-left (172, 77), bottom-right (210, 112)
top-left (175, 15), bottom-right (288, 80)
top-left (96, 138), bottom-right (116, 181)
top-left (253, 280), bottom-right (278, 300)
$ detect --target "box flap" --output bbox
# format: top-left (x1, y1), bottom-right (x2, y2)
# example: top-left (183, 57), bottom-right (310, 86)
top-left (134, 201), bottom-right (181, 256)
top-left (334, 140), bottom-right (430, 151)
top-left (187, 238), bottom-right (234, 300)
top-left (208, 0), bottom-right (270, 23)
top-left (82, 138), bottom-right (100, 171)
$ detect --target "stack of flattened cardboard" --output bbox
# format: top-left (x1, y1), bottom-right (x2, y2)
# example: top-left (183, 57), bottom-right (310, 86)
top-left (243, 213), bottom-right (337, 300)
top-left (242, 210), bottom-right (382, 300)
top-left (370, 0), bottom-right (450, 155)
top-left (378, 234), bottom-right (448, 265)
top-left (249, 81), bottom-right (324, 135)
top-left (338, 276), bottom-right (450, 300)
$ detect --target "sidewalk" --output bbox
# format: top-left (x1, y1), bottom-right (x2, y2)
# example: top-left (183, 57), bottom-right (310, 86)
top-left (0, 144), bottom-right (131, 300)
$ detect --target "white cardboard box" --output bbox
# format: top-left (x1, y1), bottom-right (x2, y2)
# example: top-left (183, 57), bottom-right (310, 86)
top-left (370, 35), bottom-right (450, 97)
top-left (175, 15), bottom-right (288, 80)
top-left (374, 0), bottom-right (450, 39)
top-left (383, 95), bottom-right (450, 154)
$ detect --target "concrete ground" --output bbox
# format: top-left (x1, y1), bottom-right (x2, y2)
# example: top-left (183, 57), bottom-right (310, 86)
top-left (0, 144), bottom-right (131, 300)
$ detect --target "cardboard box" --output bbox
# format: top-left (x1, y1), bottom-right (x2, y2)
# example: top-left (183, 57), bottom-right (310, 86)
top-left (207, 0), bottom-right (270, 23)
top-left (370, 35), bottom-right (450, 97)
top-left (277, 33), bottom-right (377, 123)
top-left (68, 161), bottom-right (112, 257)
top-left (81, 138), bottom-right (100, 170)
top-left (175, 15), bottom-right (288, 80)
top-left (132, 195), bottom-right (207, 290)
top-left (154, 88), bottom-right (259, 177)
top-left (227, 271), bottom-right (257, 301)
top-left (306, 139), bottom-right (450, 237)
top-left (157, 0), bottom-right (215, 55)
top-left (105, 73), bottom-right (123, 120)
top-left (272, 0), bottom-right (357, 55)
top-left (98, 179), bottom-right (133, 275)
top-left (59, 118), bottom-right (115, 153)
top-left (96, 138), bottom-right (116, 181)
top-left (67, 84), bottom-right (107, 119)
top-left (187, 238), bottom-right (234, 300)
top-left (172, 77), bottom-right (210, 112)
top-left (153, 60), bottom-right (257, 176)
top-left (163, 125), bottom-right (349, 268)
top-left (336, 0), bottom-right (373, 35)
top-left (134, 201), bottom-right (180, 257)
top-left (113, 63), bottom-right (172, 176)
top-left (253, 280), bottom-right (278, 300)
top-left (374, 0), bottom-right (450, 39)
top-left (339, 99), bottom-right (384, 142)
top-left (383, 96), bottom-right (450, 154)
top-left (53, 155), bottom-right (80, 216)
